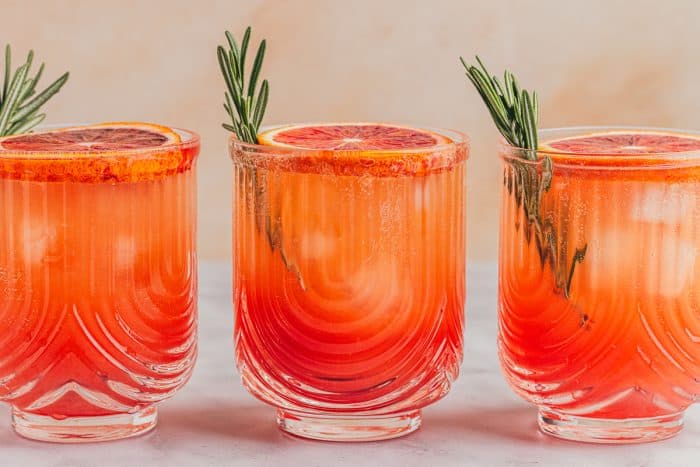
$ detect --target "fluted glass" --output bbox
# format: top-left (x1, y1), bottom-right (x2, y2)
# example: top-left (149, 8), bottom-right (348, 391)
top-left (231, 128), bottom-right (468, 441)
top-left (0, 127), bottom-right (199, 442)
top-left (498, 127), bottom-right (700, 443)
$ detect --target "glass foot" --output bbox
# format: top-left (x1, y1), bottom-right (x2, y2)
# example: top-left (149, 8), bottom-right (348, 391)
top-left (12, 406), bottom-right (158, 443)
top-left (276, 409), bottom-right (422, 442)
top-left (538, 408), bottom-right (684, 444)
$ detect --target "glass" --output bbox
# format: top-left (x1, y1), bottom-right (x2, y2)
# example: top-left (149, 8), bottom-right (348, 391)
top-left (231, 127), bottom-right (468, 441)
top-left (0, 126), bottom-right (199, 442)
top-left (499, 127), bottom-right (700, 443)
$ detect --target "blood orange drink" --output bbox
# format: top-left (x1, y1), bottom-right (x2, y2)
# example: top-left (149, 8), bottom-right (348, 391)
top-left (499, 127), bottom-right (700, 443)
top-left (0, 123), bottom-right (199, 442)
top-left (231, 123), bottom-right (467, 441)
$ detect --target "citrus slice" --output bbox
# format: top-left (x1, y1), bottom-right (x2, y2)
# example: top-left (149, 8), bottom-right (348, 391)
top-left (0, 122), bottom-right (198, 183)
top-left (257, 123), bottom-right (452, 151)
top-left (0, 122), bottom-right (181, 152)
top-left (540, 130), bottom-right (700, 155)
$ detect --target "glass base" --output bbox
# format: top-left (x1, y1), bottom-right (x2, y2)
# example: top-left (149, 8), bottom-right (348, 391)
top-left (276, 409), bottom-right (422, 442)
top-left (538, 408), bottom-right (684, 444)
top-left (12, 406), bottom-right (158, 443)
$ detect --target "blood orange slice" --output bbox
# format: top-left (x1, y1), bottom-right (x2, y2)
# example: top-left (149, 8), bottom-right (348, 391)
top-left (257, 123), bottom-right (452, 151)
top-left (0, 122), bottom-right (181, 152)
top-left (540, 130), bottom-right (700, 155)
top-left (0, 122), bottom-right (198, 183)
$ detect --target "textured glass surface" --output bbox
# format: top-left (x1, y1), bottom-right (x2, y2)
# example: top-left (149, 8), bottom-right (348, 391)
top-left (0, 134), bottom-right (197, 441)
top-left (231, 133), bottom-right (466, 439)
top-left (498, 128), bottom-right (700, 442)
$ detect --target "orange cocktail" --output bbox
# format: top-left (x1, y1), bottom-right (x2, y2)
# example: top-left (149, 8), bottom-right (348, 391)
top-left (231, 123), bottom-right (467, 441)
top-left (0, 123), bottom-right (199, 442)
top-left (499, 127), bottom-right (700, 443)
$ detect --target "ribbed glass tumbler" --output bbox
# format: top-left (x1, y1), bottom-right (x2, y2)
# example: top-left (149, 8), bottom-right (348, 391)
top-left (0, 126), bottom-right (199, 442)
top-left (231, 126), bottom-right (468, 441)
top-left (498, 127), bottom-right (700, 443)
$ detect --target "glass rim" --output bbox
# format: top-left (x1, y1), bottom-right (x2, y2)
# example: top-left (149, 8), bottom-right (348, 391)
top-left (499, 125), bottom-right (700, 166)
top-left (229, 123), bottom-right (469, 156)
top-left (0, 123), bottom-right (200, 160)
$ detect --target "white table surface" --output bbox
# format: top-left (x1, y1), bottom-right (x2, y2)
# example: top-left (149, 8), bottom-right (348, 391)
top-left (2, 261), bottom-right (698, 466)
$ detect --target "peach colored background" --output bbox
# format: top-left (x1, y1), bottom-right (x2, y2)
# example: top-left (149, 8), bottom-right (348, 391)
top-left (4, 0), bottom-right (700, 260)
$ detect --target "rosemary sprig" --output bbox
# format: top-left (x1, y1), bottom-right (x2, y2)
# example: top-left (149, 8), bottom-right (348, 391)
top-left (218, 27), bottom-right (304, 288)
top-left (0, 45), bottom-right (69, 136)
top-left (460, 56), bottom-right (538, 153)
top-left (218, 27), bottom-right (269, 143)
top-left (460, 56), bottom-right (586, 302)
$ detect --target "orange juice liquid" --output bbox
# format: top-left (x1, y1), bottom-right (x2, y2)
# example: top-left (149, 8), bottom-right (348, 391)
top-left (233, 152), bottom-right (466, 413)
top-left (0, 155), bottom-right (197, 418)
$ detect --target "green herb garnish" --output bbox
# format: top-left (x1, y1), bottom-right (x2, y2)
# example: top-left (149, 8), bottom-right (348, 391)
top-left (218, 27), bottom-right (304, 288)
top-left (218, 26), bottom-right (269, 144)
top-left (460, 56), bottom-right (586, 302)
top-left (460, 56), bottom-right (538, 152)
top-left (0, 45), bottom-right (69, 137)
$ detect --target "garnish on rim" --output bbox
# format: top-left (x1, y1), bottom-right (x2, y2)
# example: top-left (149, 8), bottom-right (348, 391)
top-left (460, 56), bottom-right (586, 302)
top-left (217, 27), bottom-right (269, 144)
top-left (0, 122), bottom-right (180, 151)
top-left (0, 122), bottom-right (195, 183)
top-left (0, 44), bottom-right (69, 137)
top-left (257, 123), bottom-right (451, 151)
top-left (541, 130), bottom-right (700, 155)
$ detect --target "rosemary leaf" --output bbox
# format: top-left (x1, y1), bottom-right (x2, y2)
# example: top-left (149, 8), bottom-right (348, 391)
top-left (2, 45), bottom-right (10, 105)
top-left (217, 47), bottom-right (235, 96)
top-left (0, 63), bottom-right (30, 135)
top-left (10, 72), bottom-right (69, 125)
top-left (247, 39), bottom-right (266, 100)
top-left (504, 72), bottom-right (515, 107)
top-left (25, 62), bottom-right (45, 98)
top-left (239, 27), bottom-right (251, 75)
top-left (540, 155), bottom-right (553, 191)
top-left (225, 31), bottom-right (240, 63)
top-left (8, 112), bottom-right (45, 135)
top-left (253, 79), bottom-right (269, 128)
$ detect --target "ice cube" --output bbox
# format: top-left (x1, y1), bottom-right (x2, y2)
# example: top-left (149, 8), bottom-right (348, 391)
top-left (586, 227), bottom-right (696, 298)
top-left (114, 235), bottom-right (137, 269)
top-left (631, 183), bottom-right (694, 224)
top-left (650, 236), bottom-right (696, 298)
top-left (22, 222), bottom-right (58, 264)
top-left (298, 231), bottom-right (336, 260)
